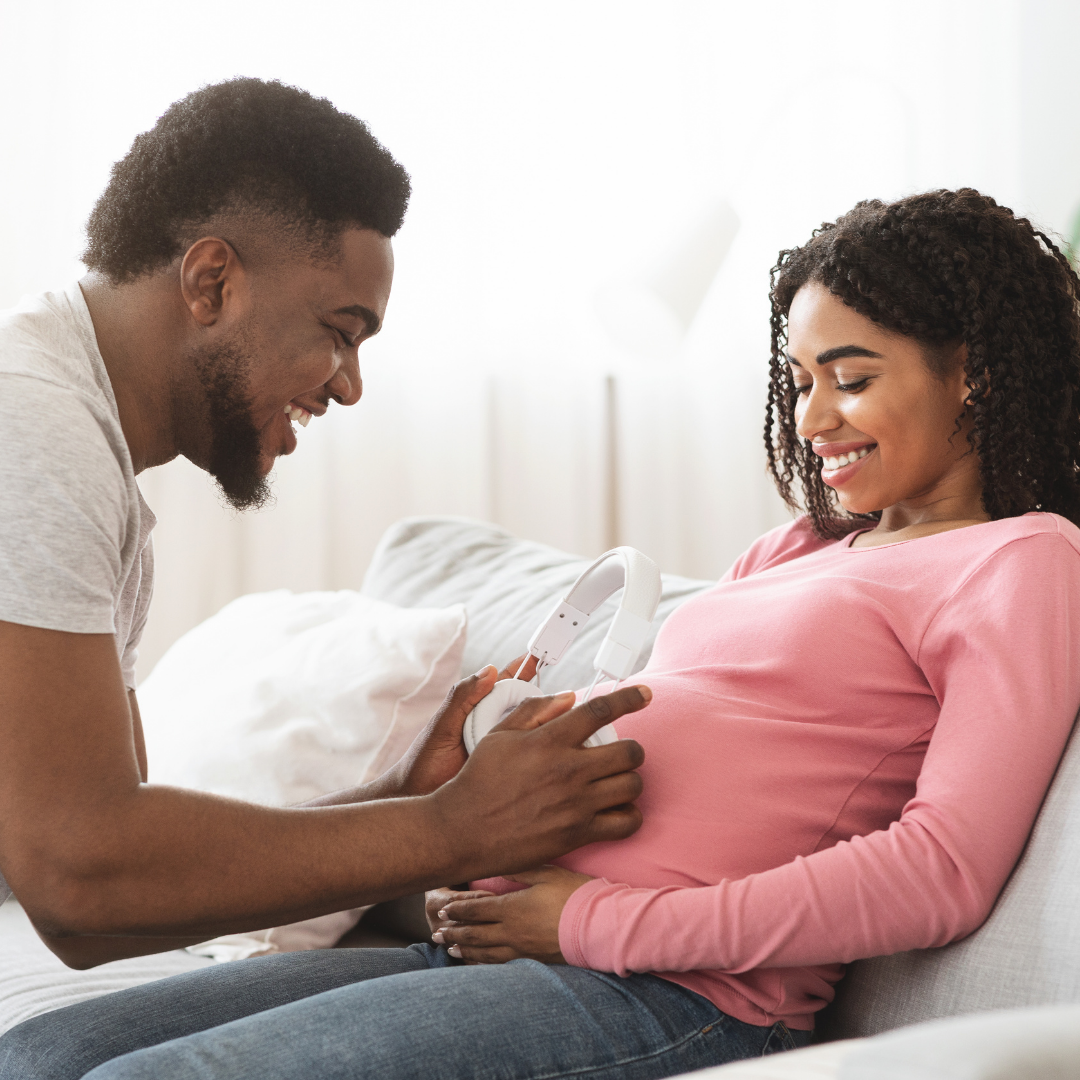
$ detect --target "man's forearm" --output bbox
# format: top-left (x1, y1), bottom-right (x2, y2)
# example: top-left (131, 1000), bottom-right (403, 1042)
top-left (33, 927), bottom-right (209, 970)
top-left (2, 625), bottom-right (648, 966)
top-left (14, 785), bottom-right (472, 944)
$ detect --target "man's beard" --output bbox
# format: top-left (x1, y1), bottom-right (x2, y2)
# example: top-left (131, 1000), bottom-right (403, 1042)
top-left (191, 338), bottom-right (273, 512)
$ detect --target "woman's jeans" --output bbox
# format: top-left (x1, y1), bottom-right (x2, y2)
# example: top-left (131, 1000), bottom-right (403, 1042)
top-left (0, 945), bottom-right (809, 1080)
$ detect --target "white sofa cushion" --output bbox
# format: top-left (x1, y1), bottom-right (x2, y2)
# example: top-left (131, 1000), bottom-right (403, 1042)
top-left (681, 1040), bottom-right (858, 1078)
top-left (838, 1003), bottom-right (1080, 1080)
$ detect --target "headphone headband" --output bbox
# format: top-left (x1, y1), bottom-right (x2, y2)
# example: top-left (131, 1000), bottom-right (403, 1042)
top-left (526, 546), bottom-right (662, 681)
top-left (463, 545), bottom-right (662, 754)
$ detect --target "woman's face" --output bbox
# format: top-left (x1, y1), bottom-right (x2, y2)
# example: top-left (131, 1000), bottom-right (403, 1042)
top-left (786, 282), bottom-right (979, 521)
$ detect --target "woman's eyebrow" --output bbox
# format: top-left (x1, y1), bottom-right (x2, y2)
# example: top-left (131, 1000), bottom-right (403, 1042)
top-left (785, 345), bottom-right (883, 367)
top-left (814, 345), bottom-right (883, 365)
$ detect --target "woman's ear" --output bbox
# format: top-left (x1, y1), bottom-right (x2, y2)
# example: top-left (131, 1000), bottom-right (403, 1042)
top-left (948, 342), bottom-right (974, 408)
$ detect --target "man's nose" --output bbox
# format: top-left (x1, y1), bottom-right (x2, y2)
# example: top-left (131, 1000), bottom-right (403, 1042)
top-left (327, 352), bottom-right (362, 407)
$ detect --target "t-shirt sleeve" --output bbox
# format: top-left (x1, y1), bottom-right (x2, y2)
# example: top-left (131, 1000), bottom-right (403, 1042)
top-left (119, 536), bottom-right (154, 689)
top-left (0, 374), bottom-right (129, 635)
top-left (559, 530), bottom-right (1080, 975)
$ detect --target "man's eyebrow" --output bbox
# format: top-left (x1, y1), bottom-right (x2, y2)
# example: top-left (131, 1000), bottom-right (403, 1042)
top-left (332, 304), bottom-right (381, 336)
top-left (786, 345), bottom-right (883, 367)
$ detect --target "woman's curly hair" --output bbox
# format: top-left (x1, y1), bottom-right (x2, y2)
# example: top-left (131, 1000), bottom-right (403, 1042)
top-left (765, 188), bottom-right (1080, 539)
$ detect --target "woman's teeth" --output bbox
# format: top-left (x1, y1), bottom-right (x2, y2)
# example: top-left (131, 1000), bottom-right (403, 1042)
top-left (822, 446), bottom-right (871, 471)
top-left (284, 404), bottom-right (311, 428)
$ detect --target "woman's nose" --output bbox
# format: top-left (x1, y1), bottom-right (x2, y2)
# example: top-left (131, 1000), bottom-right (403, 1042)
top-left (795, 386), bottom-right (841, 442)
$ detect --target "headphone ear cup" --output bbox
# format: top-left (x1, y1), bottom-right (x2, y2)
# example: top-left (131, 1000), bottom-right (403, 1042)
top-left (463, 679), bottom-right (546, 754)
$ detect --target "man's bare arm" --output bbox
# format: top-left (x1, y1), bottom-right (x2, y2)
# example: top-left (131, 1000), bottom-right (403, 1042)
top-left (0, 623), bottom-right (648, 967)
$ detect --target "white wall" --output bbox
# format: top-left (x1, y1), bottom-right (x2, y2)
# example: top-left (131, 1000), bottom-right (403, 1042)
top-left (2, 0), bottom-right (1078, 680)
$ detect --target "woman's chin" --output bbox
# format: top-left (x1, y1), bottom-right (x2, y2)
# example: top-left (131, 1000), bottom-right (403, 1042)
top-left (834, 492), bottom-right (884, 517)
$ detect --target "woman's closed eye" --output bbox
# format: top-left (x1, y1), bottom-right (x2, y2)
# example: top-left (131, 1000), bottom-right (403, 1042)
top-left (836, 378), bottom-right (871, 393)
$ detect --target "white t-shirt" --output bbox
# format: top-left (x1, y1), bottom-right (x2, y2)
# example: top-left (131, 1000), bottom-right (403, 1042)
top-left (0, 284), bottom-right (155, 905)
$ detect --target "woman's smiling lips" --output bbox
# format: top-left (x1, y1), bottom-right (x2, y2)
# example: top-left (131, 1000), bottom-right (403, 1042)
top-left (813, 441), bottom-right (878, 486)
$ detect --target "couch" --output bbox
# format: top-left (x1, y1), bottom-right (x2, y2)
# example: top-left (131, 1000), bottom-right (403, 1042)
top-left (2, 516), bottom-right (1077, 1078)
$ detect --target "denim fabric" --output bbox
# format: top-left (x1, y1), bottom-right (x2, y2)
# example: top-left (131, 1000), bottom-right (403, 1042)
top-left (0, 945), bottom-right (809, 1080)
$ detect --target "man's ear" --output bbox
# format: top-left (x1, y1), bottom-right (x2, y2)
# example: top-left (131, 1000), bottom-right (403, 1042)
top-left (179, 237), bottom-right (246, 328)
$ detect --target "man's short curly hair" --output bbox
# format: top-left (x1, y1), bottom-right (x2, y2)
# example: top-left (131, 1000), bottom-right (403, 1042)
top-left (83, 78), bottom-right (411, 282)
top-left (765, 188), bottom-right (1080, 538)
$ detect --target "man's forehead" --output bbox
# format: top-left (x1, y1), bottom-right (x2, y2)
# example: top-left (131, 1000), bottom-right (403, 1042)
top-left (322, 228), bottom-right (394, 318)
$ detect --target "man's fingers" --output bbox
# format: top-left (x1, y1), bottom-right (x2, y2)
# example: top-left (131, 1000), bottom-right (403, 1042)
top-left (578, 803), bottom-right (643, 845)
top-left (558, 737), bottom-right (645, 789)
top-left (490, 691), bottom-right (577, 734)
top-left (485, 684), bottom-right (651, 747)
top-left (432, 668), bottom-right (499, 733)
top-left (497, 654), bottom-right (539, 683)
top-left (547, 685), bottom-right (652, 746)
top-left (581, 770), bottom-right (643, 809)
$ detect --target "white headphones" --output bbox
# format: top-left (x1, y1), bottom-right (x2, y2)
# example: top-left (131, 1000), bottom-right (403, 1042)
top-left (463, 546), bottom-right (662, 754)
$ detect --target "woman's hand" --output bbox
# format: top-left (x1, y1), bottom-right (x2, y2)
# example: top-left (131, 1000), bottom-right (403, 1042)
top-left (427, 865), bottom-right (595, 964)
top-left (376, 654), bottom-right (540, 799)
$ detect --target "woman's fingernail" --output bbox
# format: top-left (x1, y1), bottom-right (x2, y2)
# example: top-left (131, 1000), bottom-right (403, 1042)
top-left (431, 930), bottom-right (444, 943)
top-left (636, 686), bottom-right (652, 702)
top-left (447, 944), bottom-right (462, 958)
top-left (437, 909), bottom-right (448, 921)
top-left (474, 665), bottom-right (495, 678)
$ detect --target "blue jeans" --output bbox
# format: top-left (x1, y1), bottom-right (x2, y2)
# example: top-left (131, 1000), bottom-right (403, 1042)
top-left (0, 945), bottom-right (809, 1080)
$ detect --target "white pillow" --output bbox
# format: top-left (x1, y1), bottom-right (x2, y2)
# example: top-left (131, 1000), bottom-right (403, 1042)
top-left (138, 589), bottom-right (467, 956)
top-left (140, 589), bottom-right (467, 803)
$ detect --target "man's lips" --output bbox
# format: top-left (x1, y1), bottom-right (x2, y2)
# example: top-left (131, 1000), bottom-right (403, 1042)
top-left (285, 400), bottom-right (324, 427)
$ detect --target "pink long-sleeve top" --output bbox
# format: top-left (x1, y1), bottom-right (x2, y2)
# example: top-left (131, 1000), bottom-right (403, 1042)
top-left (476, 513), bottom-right (1080, 1030)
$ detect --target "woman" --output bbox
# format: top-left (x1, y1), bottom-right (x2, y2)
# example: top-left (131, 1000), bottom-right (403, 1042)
top-left (5, 188), bottom-right (1080, 1080)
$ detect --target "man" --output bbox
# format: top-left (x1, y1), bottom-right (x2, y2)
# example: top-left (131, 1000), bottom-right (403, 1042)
top-left (0, 78), bottom-right (648, 969)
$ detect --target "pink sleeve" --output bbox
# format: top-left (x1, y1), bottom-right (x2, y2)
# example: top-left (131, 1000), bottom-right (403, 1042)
top-left (559, 531), bottom-right (1080, 974)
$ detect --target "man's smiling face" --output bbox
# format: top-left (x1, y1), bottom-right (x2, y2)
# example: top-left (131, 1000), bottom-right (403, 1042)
top-left (188, 228), bottom-right (394, 509)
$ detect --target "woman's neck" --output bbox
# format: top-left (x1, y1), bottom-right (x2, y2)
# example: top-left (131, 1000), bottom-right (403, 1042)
top-left (850, 514), bottom-right (992, 548)
top-left (851, 469), bottom-right (990, 548)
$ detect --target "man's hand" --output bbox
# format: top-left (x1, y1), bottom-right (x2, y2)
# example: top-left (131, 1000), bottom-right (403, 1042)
top-left (376, 655), bottom-right (539, 799)
top-left (426, 866), bottom-right (594, 964)
top-left (428, 682), bottom-right (650, 876)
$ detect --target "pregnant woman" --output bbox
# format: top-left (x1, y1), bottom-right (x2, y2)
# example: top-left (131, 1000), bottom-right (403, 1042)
top-left (5, 188), bottom-right (1080, 1080)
